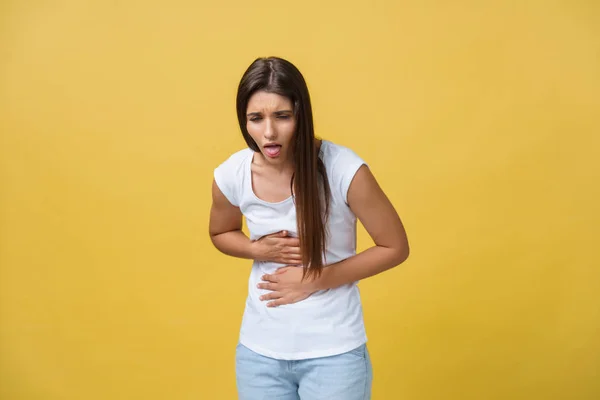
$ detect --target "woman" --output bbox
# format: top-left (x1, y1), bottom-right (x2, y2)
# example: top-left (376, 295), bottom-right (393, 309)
top-left (209, 57), bottom-right (409, 400)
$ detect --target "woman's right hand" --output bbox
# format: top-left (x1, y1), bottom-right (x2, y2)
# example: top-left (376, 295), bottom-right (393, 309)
top-left (251, 231), bottom-right (303, 265)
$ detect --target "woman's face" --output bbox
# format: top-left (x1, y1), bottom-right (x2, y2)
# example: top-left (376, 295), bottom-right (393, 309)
top-left (246, 90), bottom-right (296, 165)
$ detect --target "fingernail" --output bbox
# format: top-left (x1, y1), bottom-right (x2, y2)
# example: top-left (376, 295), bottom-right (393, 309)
top-left (259, 296), bottom-right (264, 300)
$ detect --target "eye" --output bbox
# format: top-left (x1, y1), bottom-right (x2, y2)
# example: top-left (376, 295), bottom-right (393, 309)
top-left (277, 115), bottom-right (291, 119)
top-left (249, 116), bottom-right (262, 122)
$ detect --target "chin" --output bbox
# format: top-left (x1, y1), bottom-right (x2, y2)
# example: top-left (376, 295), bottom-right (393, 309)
top-left (264, 155), bottom-right (285, 163)
top-left (261, 150), bottom-right (287, 163)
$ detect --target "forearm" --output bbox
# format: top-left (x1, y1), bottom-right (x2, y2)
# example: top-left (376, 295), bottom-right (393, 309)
top-left (316, 245), bottom-right (409, 290)
top-left (210, 230), bottom-right (256, 260)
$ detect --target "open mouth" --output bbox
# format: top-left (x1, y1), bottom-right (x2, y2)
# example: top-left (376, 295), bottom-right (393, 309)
top-left (264, 144), bottom-right (282, 158)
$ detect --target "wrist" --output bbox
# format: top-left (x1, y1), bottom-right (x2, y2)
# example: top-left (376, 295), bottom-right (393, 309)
top-left (313, 266), bottom-right (331, 291)
top-left (249, 240), bottom-right (261, 261)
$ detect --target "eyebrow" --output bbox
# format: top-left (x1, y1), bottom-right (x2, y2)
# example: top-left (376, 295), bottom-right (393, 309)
top-left (246, 110), bottom-right (293, 117)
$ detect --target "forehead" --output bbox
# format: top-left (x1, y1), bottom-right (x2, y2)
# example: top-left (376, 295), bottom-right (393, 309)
top-left (247, 91), bottom-right (293, 112)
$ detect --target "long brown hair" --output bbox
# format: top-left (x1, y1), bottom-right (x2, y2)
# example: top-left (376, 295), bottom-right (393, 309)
top-left (236, 57), bottom-right (331, 280)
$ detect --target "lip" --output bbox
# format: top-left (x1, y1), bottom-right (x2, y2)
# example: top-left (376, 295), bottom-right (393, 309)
top-left (263, 142), bottom-right (281, 148)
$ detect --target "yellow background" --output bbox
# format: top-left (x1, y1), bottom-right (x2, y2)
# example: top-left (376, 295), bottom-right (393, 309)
top-left (1, 1), bottom-right (599, 399)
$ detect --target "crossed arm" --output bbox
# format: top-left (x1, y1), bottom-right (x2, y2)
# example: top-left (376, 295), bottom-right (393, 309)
top-left (209, 164), bottom-right (409, 307)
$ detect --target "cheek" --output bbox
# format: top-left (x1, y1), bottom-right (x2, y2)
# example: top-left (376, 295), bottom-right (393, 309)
top-left (281, 121), bottom-right (296, 142)
top-left (246, 122), bottom-right (261, 141)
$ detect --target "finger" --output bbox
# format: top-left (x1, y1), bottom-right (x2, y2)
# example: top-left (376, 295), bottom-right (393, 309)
top-left (267, 298), bottom-right (285, 307)
top-left (257, 282), bottom-right (276, 290)
top-left (265, 230), bottom-right (287, 238)
top-left (274, 267), bottom-right (290, 274)
top-left (284, 238), bottom-right (300, 246)
top-left (276, 258), bottom-right (301, 266)
top-left (281, 250), bottom-right (301, 261)
top-left (259, 292), bottom-right (282, 301)
top-left (284, 251), bottom-right (302, 260)
top-left (282, 246), bottom-right (301, 255)
top-left (277, 237), bottom-right (298, 245)
top-left (261, 274), bottom-right (279, 283)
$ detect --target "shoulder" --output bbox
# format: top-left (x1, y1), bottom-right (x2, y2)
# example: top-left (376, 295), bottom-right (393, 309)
top-left (215, 148), bottom-right (253, 175)
top-left (213, 148), bottom-right (253, 207)
top-left (218, 148), bottom-right (253, 167)
top-left (320, 140), bottom-right (368, 203)
top-left (320, 140), bottom-right (366, 169)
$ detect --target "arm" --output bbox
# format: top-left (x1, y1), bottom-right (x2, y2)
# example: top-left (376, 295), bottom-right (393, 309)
top-left (209, 179), bottom-right (255, 259)
top-left (258, 165), bottom-right (409, 306)
top-left (315, 164), bottom-right (409, 290)
top-left (209, 179), bottom-right (303, 264)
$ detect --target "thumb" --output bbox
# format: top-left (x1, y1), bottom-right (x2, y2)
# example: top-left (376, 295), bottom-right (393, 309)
top-left (275, 266), bottom-right (290, 274)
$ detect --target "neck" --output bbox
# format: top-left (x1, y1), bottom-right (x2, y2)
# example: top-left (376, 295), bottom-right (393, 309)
top-left (255, 152), bottom-right (295, 175)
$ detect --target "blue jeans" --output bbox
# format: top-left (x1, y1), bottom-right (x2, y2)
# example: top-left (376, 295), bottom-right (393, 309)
top-left (235, 343), bottom-right (373, 400)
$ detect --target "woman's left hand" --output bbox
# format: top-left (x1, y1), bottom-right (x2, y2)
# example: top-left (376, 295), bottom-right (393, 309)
top-left (258, 267), bottom-right (318, 307)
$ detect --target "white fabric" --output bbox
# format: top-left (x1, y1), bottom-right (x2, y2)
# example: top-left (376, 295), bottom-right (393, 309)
top-left (214, 140), bottom-right (368, 360)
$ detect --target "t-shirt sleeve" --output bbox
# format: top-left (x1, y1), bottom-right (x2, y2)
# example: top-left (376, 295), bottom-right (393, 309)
top-left (213, 153), bottom-right (243, 207)
top-left (332, 147), bottom-right (367, 204)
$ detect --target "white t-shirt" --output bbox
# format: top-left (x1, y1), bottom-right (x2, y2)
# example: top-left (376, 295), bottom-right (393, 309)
top-left (214, 140), bottom-right (367, 360)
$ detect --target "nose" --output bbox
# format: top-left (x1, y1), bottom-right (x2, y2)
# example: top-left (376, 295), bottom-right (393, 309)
top-left (264, 118), bottom-right (277, 140)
